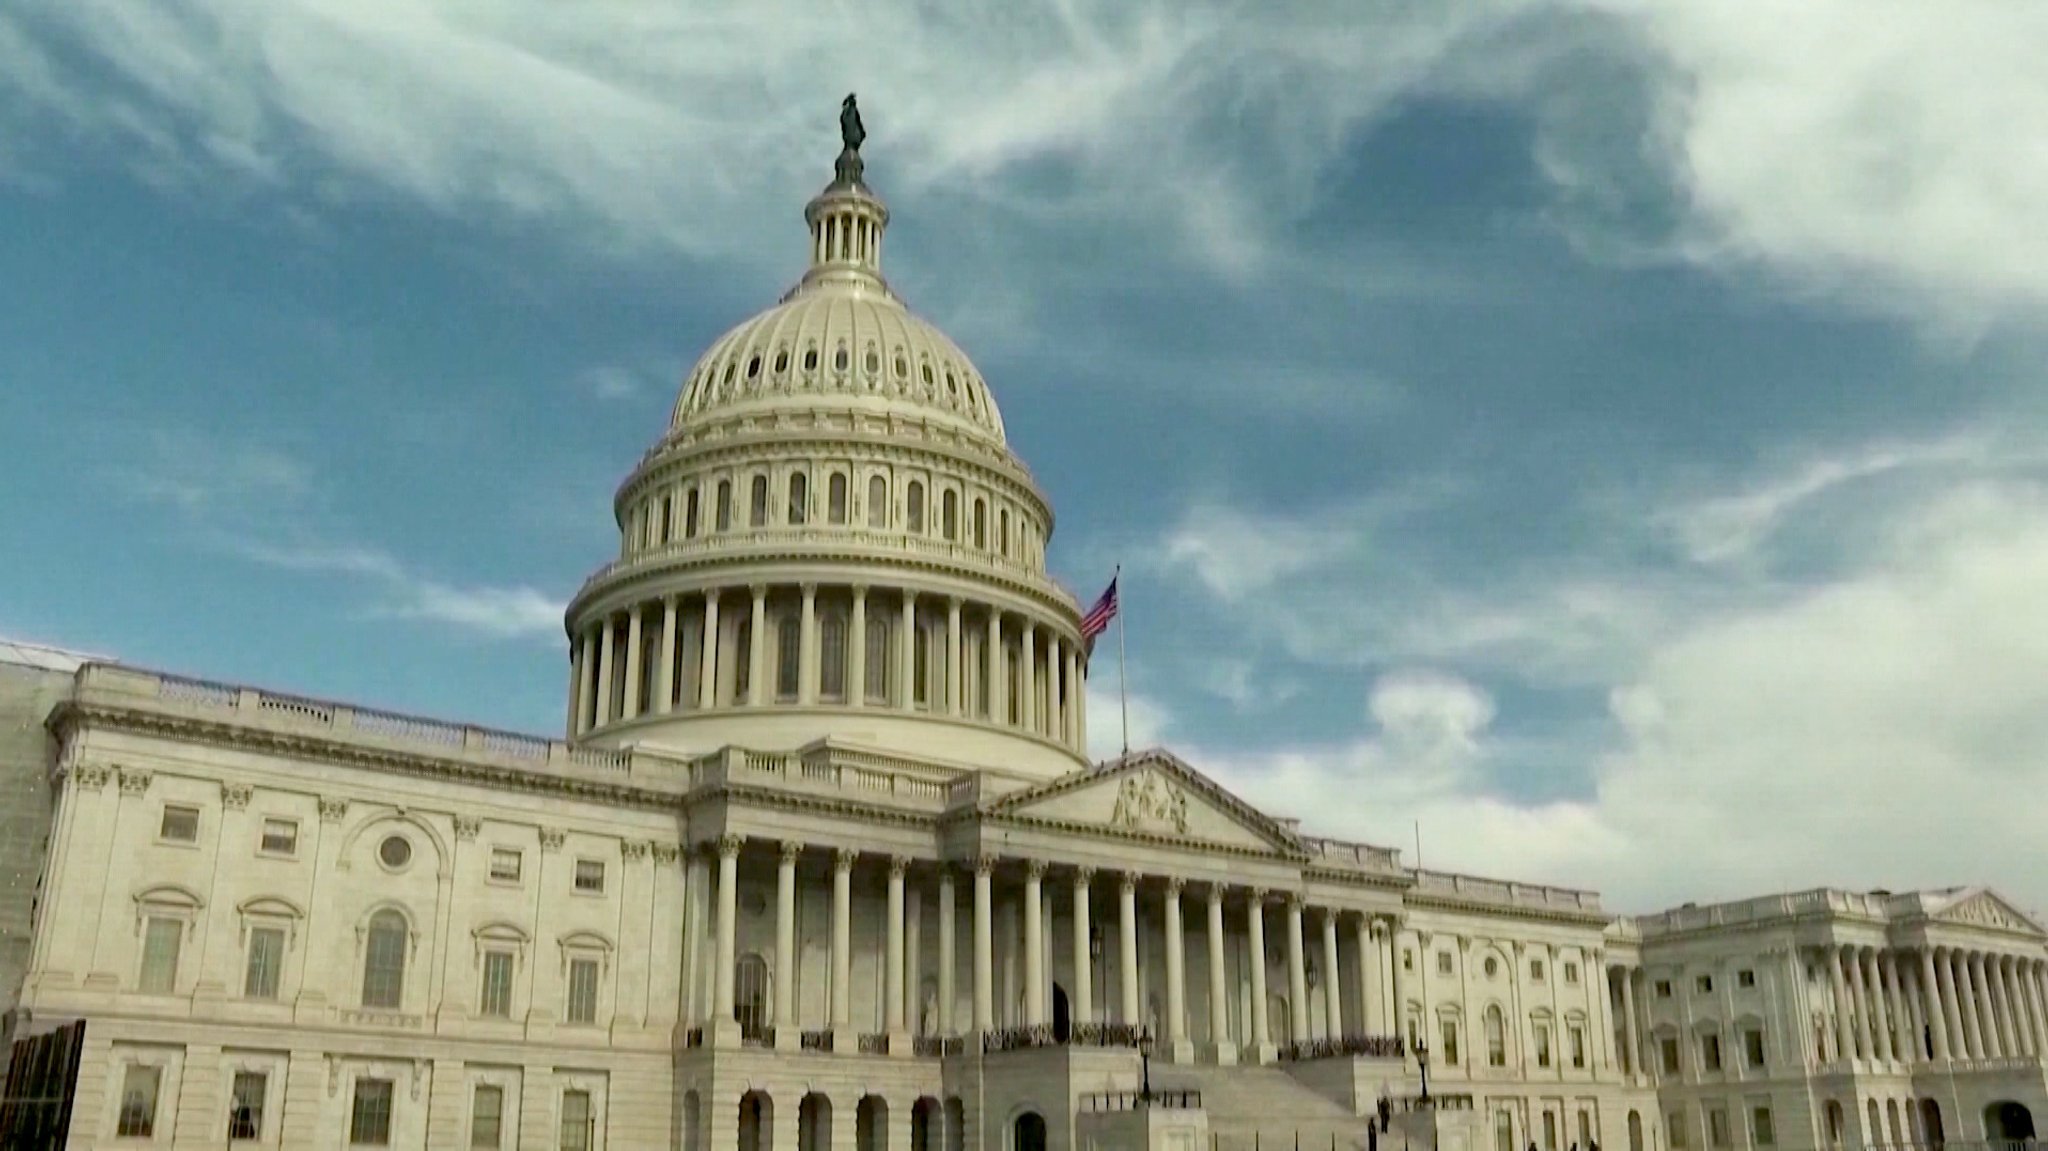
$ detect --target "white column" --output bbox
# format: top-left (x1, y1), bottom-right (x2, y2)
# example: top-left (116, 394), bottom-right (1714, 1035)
top-left (621, 603), bottom-right (645, 720)
top-left (798, 583), bottom-right (819, 705)
top-left (1587, 948), bottom-right (1611, 1073)
top-left (1935, 948), bottom-right (1965, 1058)
top-left (570, 629), bottom-right (593, 735)
top-left (1996, 955), bottom-right (2023, 1056)
top-left (1020, 622), bottom-right (1037, 734)
top-left (593, 616), bottom-right (616, 727)
top-left (1960, 952), bottom-right (1988, 1058)
top-left (830, 849), bottom-right (852, 1032)
top-left (1863, 949), bottom-right (1892, 1061)
top-left (898, 589), bottom-right (917, 709)
top-left (2028, 961), bottom-right (2048, 1055)
top-left (1075, 646), bottom-right (1089, 755)
top-left (697, 593), bottom-right (720, 709)
top-left (1072, 870), bottom-right (1095, 1027)
top-left (1047, 637), bottom-right (1063, 742)
top-left (1848, 946), bottom-right (1876, 1060)
top-left (1248, 891), bottom-right (1270, 1055)
top-left (1356, 917), bottom-right (1379, 1035)
top-left (973, 857), bottom-right (994, 1033)
top-left (1322, 909), bottom-right (1344, 1040)
top-left (1828, 948), bottom-right (1855, 1061)
top-left (886, 855), bottom-right (907, 1036)
top-left (1164, 877), bottom-right (1187, 1052)
top-left (656, 596), bottom-right (678, 713)
top-left (1620, 966), bottom-right (1642, 1076)
top-left (849, 585), bottom-right (868, 708)
top-left (713, 835), bottom-right (740, 1027)
top-left (1118, 872), bottom-right (1140, 1026)
top-left (984, 610), bottom-right (1002, 722)
top-left (938, 868), bottom-right (957, 1036)
top-left (1286, 896), bottom-right (1310, 1049)
top-left (945, 599), bottom-right (963, 716)
top-left (1208, 886), bottom-right (1230, 1054)
top-left (1062, 644), bottom-right (1080, 750)
top-left (774, 842), bottom-right (797, 1037)
top-left (747, 585), bottom-right (767, 706)
top-left (1880, 952), bottom-right (1910, 1062)
top-left (1023, 861), bottom-right (1045, 1027)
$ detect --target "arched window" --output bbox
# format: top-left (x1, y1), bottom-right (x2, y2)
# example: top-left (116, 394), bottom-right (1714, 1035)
top-left (733, 619), bottom-right (752, 703)
top-left (972, 498), bottom-right (986, 549)
top-left (941, 490), bottom-right (957, 541)
top-left (776, 617), bottom-right (800, 701)
top-left (1866, 1101), bottom-right (1881, 1147)
top-left (734, 954), bottom-right (769, 1040)
top-left (716, 480), bottom-right (732, 532)
top-left (658, 497), bottom-right (671, 544)
top-left (907, 481), bottom-right (925, 533)
top-left (1628, 1112), bottom-right (1644, 1151)
top-left (829, 474), bottom-right (848, 524)
top-left (858, 1097), bottom-right (889, 1151)
top-left (361, 910), bottom-right (407, 1009)
top-left (749, 476), bottom-right (768, 527)
top-left (867, 475), bottom-right (887, 528)
top-left (999, 509), bottom-right (1010, 557)
top-left (788, 472), bottom-right (809, 525)
top-left (912, 621), bottom-right (931, 708)
top-left (820, 610), bottom-right (848, 702)
top-left (685, 488), bottom-right (700, 538)
top-left (1486, 1004), bottom-right (1507, 1066)
top-left (865, 616), bottom-right (890, 704)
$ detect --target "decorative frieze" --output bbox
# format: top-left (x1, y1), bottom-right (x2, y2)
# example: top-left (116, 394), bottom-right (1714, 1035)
top-left (117, 768), bottom-right (153, 796)
top-left (452, 814), bottom-right (481, 842)
top-left (318, 797), bottom-right (349, 824)
top-left (539, 827), bottom-right (567, 853)
top-left (220, 783), bottom-right (252, 810)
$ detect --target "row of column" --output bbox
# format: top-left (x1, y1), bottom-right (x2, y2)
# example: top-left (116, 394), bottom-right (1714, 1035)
top-left (698, 841), bottom-right (1404, 1058)
top-left (1817, 944), bottom-right (2048, 1065)
top-left (568, 585), bottom-right (1086, 753)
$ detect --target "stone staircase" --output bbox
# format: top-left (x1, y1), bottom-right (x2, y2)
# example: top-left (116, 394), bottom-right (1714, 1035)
top-left (1153, 1063), bottom-right (1382, 1151)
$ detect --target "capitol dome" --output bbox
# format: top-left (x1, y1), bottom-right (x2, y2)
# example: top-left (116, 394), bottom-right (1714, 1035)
top-left (562, 110), bottom-right (1090, 781)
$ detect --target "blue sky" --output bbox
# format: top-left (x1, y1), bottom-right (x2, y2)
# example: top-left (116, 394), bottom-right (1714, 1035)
top-left (6, 2), bottom-right (2048, 914)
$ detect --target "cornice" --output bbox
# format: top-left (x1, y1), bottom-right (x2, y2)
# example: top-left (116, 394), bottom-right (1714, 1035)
top-left (1402, 890), bottom-right (1612, 929)
top-left (972, 810), bottom-right (1301, 867)
top-left (713, 783), bottom-right (938, 832)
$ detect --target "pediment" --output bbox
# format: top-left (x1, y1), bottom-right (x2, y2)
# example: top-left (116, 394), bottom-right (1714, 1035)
top-left (982, 750), bottom-right (1302, 854)
top-left (1934, 889), bottom-right (2045, 936)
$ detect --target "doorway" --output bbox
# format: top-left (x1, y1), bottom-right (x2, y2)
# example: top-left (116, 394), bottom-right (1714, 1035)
top-left (1052, 984), bottom-right (1071, 1042)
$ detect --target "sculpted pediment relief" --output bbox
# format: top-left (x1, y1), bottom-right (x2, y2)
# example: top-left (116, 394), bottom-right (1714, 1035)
top-left (1938, 891), bottom-right (2044, 936)
top-left (985, 752), bottom-right (1299, 853)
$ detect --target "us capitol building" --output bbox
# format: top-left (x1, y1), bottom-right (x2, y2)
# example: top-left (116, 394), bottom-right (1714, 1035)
top-left (3, 108), bottom-right (2045, 1151)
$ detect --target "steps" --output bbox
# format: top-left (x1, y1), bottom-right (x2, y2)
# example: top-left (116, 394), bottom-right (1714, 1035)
top-left (1153, 1063), bottom-right (1384, 1151)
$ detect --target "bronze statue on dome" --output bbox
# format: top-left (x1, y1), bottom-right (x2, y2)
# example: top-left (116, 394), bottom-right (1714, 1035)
top-left (840, 93), bottom-right (866, 154)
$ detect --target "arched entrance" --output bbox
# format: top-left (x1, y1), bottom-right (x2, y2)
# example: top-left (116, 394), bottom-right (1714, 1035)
top-left (1985, 1102), bottom-right (2035, 1144)
top-left (858, 1095), bottom-right (888, 1151)
top-left (1919, 1100), bottom-right (1944, 1150)
top-left (799, 1093), bottom-right (832, 1151)
top-left (1052, 984), bottom-right (1071, 1043)
top-left (1627, 1111), bottom-right (1643, 1151)
top-left (945, 1098), bottom-right (966, 1151)
top-left (1014, 1110), bottom-right (1048, 1151)
top-left (911, 1097), bottom-right (940, 1151)
top-left (739, 1091), bottom-right (772, 1151)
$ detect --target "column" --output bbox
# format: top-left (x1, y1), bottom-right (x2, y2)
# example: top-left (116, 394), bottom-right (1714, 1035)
top-left (984, 610), bottom-right (1002, 722)
top-left (1022, 861), bottom-right (1045, 1027)
top-left (1063, 645), bottom-right (1080, 750)
top-left (774, 842), bottom-right (798, 1043)
top-left (1075, 646), bottom-right (1089, 755)
top-left (1983, 955), bottom-right (2010, 1057)
top-left (2000, 957), bottom-right (2030, 1056)
top-left (797, 583), bottom-right (818, 705)
top-left (1387, 924), bottom-right (1407, 1048)
top-left (898, 589), bottom-right (917, 709)
top-left (2027, 961), bottom-right (2048, 1055)
top-left (1118, 873), bottom-right (1140, 1026)
top-left (1020, 623), bottom-right (1037, 734)
top-left (1072, 869), bottom-right (1094, 1027)
top-left (713, 835), bottom-right (741, 1031)
top-left (1247, 891), bottom-right (1270, 1056)
top-left (945, 599), bottom-right (963, 716)
top-left (849, 586), bottom-right (868, 708)
top-left (1048, 637), bottom-right (1064, 743)
top-left (1848, 948), bottom-right (1878, 1060)
top-left (1828, 948), bottom-right (1855, 1061)
top-left (938, 868), bottom-right (957, 1036)
top-left (1286, 896), bottom-right (1310, 1050)
top-left (1588, 948), bottom-right (1612, 1073)
top-left (831, 850), bottom-right (852, 1032)
top-left (1620, 966), bottom-right (1642, 1077)
top-left (621, 603), bottom-right (645, 720)
top-left (1355, 917), bottom-right (1379, 1035)
top-left (1959, 952), bottom-right (1987, 1058)
top-left (594, 616), bottom-right (616, 726)
top-left (1208, 887), bottom-right (1230, 1059)
top-left (1880, 952), bottom-right (1911, 1061)
top-left (886, 856), bottom-right (907, 1037)
top-left (571, 629), bottom-right (594, 734)
top-left (1934, 948), bottom-right (1964, 1059)
top-left (697, 593), bottom-right (720, 709)
top-left (747, 586), bottom-right (767, 706)
top-left (973, 857), bottom-right (994, 1033)
top-left (656, 596), bottom-right (678, 713)
top-left (1164, 878), bottom-right (1188, 1054)
top-left (1322, 910), bottom-right (1344, 1040)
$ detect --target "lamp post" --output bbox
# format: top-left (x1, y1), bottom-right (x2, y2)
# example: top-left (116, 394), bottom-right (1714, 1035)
top-left (1139, 1028), bottom-right (1155, 1104)
top-left (1415, 1037), bottom-right (1431, 1106)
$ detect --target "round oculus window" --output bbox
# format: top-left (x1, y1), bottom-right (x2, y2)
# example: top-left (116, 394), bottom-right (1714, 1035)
top-left (1484, 957), bottom-right (1499, 978)
top-left (378, 835), bottom-right (413, 869)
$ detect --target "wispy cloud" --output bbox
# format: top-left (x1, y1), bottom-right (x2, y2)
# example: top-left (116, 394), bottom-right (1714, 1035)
top-left (230, 539), bottom-right (564, 641)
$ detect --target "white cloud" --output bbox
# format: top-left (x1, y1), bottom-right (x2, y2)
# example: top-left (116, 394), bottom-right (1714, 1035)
top-left (117, 429), bottom-right (311, 513)
top-left (232, 539), bottom-right (564, 641)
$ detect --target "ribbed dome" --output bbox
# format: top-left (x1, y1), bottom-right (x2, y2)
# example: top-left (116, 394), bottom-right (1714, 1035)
top-left (668, 160), bottom-right (1007, 446)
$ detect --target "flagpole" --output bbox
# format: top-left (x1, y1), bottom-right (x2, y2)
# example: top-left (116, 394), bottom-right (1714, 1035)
top-left (1116, 564), bottom-right (1130, 758)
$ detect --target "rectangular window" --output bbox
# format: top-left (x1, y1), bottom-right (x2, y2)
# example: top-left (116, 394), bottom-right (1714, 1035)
top-left (567, 957), bottom-right (600, 1024)
top-left (1403, 948), bottom-right (1414, 971)
top-left (140, 916), bottom-right (181, 993)
top-left (489, 848), bottom-right (522, 883)
top-left (776, 618), bottom-right (801, 700)
top-left (1669, 1112), bottom-right (1689, 1150)
top-left (1438, 951), bottom-right (1454, 976)
top-left (1744, 1029), bottom-right (1766, 1068)
top-left (244, 926), bottom-right (285, 999)
top-left (1661, 1037), bottom-right (1681, 1073)
top-left (1439, 1019), bottom-right (1460, 1065)
top-left (350, 1078), bottom-right (394, 1145)
top-left (1702, 1033), bottom-right (1722, 1071)
top-left (1536, 1023), bottom-right (1553, 1068)
top-left (471, 1084), bottom-right (504, 1148)
top-left (1579, 1112), bottom-right (1594, 1149)
top-left (259, 817), bottom-right (298, 855)
top-left (1655, 979), bottom-right (1673, 998)
top-left (1564, 961), bottom-right (1580, 984)
top-left (1738, 969), bottom-right (1757, 989)
top-left (1496, 1112), bottom-right (1516, 1151)
top-left (1697, 974), bottom-right (1714, 994)
top-left (1752, 1107), bottom-right (1775, 1147)
top-left (228, 1070), bottom-right (266, 1140)
top-left (480, 951), bottom-right (514, 1017)
top-left (560, 1089), bottom-right (593, 1151)
top-left (116, 1065), bottom-right (161, 1137)
top-left (573, 859), bottom-right (605, 894)
top-left (159, 804), bottom-right (200, 842)
top-left (1532, 959), bottom-right (1546, 982)
top-left (1543, 1110), bottom-right (1558, 1151)
top-left (1708, 1107), bottom-right (1730, 1148)
top-left (1570, 1023), bottom-right (1587, 1069)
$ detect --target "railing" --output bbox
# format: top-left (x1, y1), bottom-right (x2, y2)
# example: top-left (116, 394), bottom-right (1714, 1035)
top-left (1079, 1090), bottom-right (1203, 1112)
top-left (858, 1033), bottom-right (889, 1055)
top-left (912, 1036), bottom-right (963, 1057)
top-left (1280, 1034), bottom-right (1406, 1061)
top-left (1070, 1023), bottom-right (1150, 1049)
top-left (1410, 869), bottom-right (1602, 912)
top-left (800, 1030), bottom-right (833, 1053)
top-left (682, 1026), bottom-right (704, 1049)
top-left (743, 1027), bottom-right (774, 1049)
top-left (1394, 1094), bottom-right (1474, 1112)
top-left (1299, 835), bottom-right (1404, 872)
top-left (1866, 1143), bottom-right (2035, 1151)
top-left (983, 1025), bottom-right (1059, 1053)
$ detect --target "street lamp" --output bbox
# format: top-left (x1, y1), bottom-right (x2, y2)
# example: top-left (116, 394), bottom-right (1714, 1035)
top-left (1138, 1029), bottom-right (1155, 1104)
top-left (1414, 1037), bottom-right (1432, 1105)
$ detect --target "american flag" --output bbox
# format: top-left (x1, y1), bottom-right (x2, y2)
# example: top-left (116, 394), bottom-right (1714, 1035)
top-left (1080, 576), bottom-right (1119, 646)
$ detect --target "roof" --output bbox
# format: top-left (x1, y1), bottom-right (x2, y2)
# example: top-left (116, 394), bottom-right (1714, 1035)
top-left (0, 638), bottom-right (105, 673)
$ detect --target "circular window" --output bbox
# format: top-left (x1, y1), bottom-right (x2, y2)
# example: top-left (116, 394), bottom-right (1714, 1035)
top-left (746, 355), bottom-right (761, 379)
top-left (803, 347), bottom-right (819, 372)
top-left (894, 354), bottom-right (908, 379)
top-left (378, 835), bottom-right (413, 870)
top-left (864, 348), bottom-right (880, 375)
top-left (1484, 956), bottom-right (1499, 978)
top-left (773, 350), bottom-right (788, 374)
top-left (834, 347), bottom-right (850, 373)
